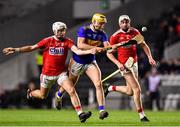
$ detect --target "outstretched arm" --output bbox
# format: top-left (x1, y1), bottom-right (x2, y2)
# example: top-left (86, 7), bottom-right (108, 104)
top-left (2, 44), bottom-right (38, 55)
top-left (140, 42), bottom-right (156, 66)
top-left (71, 45), bottom-right (97, 55)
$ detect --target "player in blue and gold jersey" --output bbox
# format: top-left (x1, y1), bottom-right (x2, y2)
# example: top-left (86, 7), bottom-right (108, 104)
top-left (55, 13), bottom-right (109, 120)
top-left (73, 22), bottom-right (108, 64)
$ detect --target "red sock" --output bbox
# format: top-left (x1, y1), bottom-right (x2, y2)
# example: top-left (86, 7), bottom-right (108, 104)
top-left (74, 105), bottom-right (83, 115)
top-left (112, 86), bottom-right (117, 91)
top-left (137, 108), bottom-right (144, 113)
top-left (74, 105), bottom-right (81, 111)
top-left (138, 108), bottom-right (145, 119)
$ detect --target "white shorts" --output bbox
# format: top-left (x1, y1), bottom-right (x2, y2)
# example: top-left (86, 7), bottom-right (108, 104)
top-left (69, 59), bottom-right (97, 76)
top-left (40, 72), bottom-right (69, 88)
top-left (120, 62), bottom-right (138, 77)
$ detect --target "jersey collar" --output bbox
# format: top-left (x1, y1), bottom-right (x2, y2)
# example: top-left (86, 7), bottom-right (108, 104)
top-left (90, 24), bottom-right (98, 33)
top-left (53, 35), bottom-right (60, 41)
top-left (120, 27), bottom-right (132, 33)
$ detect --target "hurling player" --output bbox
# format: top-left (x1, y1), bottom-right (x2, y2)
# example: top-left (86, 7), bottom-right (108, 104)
top-left (2, 22), bottom-right (97, 123)
top-left (55, 13), bottom-right (109, 120)
top-left (104, 15), bottom-right (156, 122)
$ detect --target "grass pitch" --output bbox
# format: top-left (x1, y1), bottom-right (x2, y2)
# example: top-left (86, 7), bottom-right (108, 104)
top-left (0, 109), bottom-right (180, 126)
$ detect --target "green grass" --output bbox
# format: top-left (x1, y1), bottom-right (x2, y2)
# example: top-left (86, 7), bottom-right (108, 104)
top-left (0, 109), bottom-right (180, 126)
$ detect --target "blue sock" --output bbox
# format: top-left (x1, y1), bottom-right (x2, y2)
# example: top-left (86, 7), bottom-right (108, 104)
top-left (98, 105), bottom-right (105, 111)
top-left (57, 91), bottom-right (61, 97)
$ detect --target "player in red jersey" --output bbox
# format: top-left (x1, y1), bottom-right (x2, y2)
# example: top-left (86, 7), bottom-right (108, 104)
top-left (2, 21), bottom-right (96, 123)
top-left (103, 15), bottom-right (156, 122)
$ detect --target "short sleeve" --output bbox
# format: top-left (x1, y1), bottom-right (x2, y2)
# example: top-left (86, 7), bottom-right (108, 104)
top-left (37, 38), bottom-right (49, 49)
top-left (77, 27), bottom-right (86, 38)
top-left (68, 39), bottom-right (74, 49)
top-left (110, 35), bottom-right (118, 45)
top-left (133, 28), bottom-right (140, 35)
top-left (102, 32), bottom-right (108, 43)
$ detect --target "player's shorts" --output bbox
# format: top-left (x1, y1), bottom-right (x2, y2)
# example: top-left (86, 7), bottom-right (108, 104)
top-left (40, 72), bottom-right (69, 88)
top-left (69, 58), bottom-right (97, 76)
top-left (120, 62), bottom-right (138, 78)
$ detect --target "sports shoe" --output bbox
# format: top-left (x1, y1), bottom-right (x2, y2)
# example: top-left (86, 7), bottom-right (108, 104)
top-left (55, 91), bottom-right (63, 110)
top-left (103, 83), bottom-right (110, 97)
top-left (27, 89), bottom-right (32, 100)
top-left (79, 111), bottom-right (92, 123)
top-left (99, 111), bottom-right (109, 120)
top-left (140, 116), bottom-right (150, 122)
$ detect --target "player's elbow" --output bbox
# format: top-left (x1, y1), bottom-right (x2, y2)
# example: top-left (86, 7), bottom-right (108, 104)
top-left (75, 50), bottom-right (83, 55)
top-left (75, 50), bottom-right (81, 55)
top-left (77, 43), bottom-right (85, 50)
top-left (71, 46), bottom-right (82, 55)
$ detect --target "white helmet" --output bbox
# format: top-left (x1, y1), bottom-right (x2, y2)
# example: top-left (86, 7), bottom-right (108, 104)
top-left (52, 22), bottom-right (67, 33)
top-left (118, 15), bottom-right (131, 24)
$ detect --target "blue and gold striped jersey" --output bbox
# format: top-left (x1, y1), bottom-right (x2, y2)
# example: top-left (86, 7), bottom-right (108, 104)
top-left (73, 25), bottom-right (108, 64)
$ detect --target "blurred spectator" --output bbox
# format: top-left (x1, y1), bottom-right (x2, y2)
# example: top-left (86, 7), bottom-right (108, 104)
top-left (27, 81), bottom-right (43, 108)
top-left (165, 26), bottom-right (177, 46)
top-left (0, 87), bottom-right (8, 108)
top-left (101, 0), bottom-right (109, 10)
top-left (0, 0), bottom-right (56, 24)
top-left (138, 52), bottom-right (151, 78)
top-left (145, 67), bottom-right (162, 110)
top-left (175, 17), bottom-right (180, 36)
top-left (10, 83), bottom-right (24, 108)
top-left (158, 58), bottom-right (170, 74)
top-left (172, 58), bottom-right (180, 74)
top-left (27, 80), bottom-right (53, 109)
top-left (141, 5), bottom-right (180, 61)
top-left (0, 83), bottom-right (26, 109)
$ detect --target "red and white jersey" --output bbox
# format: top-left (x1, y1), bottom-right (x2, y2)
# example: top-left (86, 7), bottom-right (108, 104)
top-left (37, 36), bottom-right (73, 76)
top-left (110, 27), bottom-right (139, 64)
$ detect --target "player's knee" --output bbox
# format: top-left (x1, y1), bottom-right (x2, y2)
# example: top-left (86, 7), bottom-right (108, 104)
top-left (133, 88), bottom-right (141, 96)
top-left (127, 89), bottom-right (133, 96)
top-left (69, 76), bottom-right (78, 85)
top-left (94, 81), bottom-right (102, 89)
